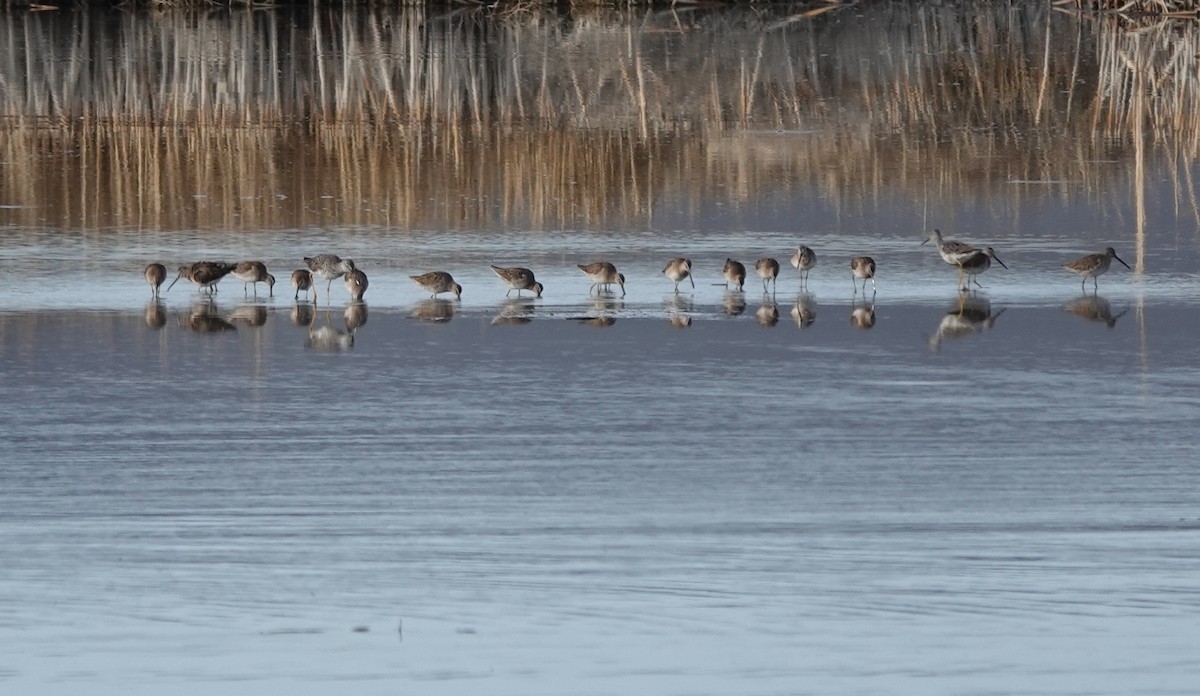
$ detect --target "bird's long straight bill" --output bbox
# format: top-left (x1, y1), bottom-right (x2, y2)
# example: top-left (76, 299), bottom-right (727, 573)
top-left (166, 273), bottom-right (183, 291)
top-left (1115, 255), bottom-right (1131, 269)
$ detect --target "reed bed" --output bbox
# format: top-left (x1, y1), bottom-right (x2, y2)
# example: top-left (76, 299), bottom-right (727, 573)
top-left (1, 3), bottom-right (1197, 231)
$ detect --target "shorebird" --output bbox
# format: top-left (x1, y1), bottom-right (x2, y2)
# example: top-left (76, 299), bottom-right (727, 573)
top-left (304, 254), bottom-right (356, 302)
top-left (144, 263), bottom-right (166, 298)
top-left (722, 259), bottom-right (746, 291)
top-left (850, 256), bottom-right (876, 295)
top-left (790, 245), bottom-right (817, 285)
top-left (410, 271), bottom-right (463, 299)
top-left (1062, 247), bottom-right (1130, 292)
top-left (490, 265), bottom-right (543, 298)
top-left (922, 228), bottom-right (980, 265)
top-left (291, 269), bottom-right (314, 301)
top-left (344, 268), bottom-right (369, 301)
top-left (577, 262), bottom-right (625, 296)
top-left (232, 261), bottom-right (275, 297)
top-left (958, 247), bottom-right (1008, 291)
top-left (167, 262), bottom-right (236, 294)
top-left (755, 258), bottom-right (780, 294)
top-left (662, 258), bottom-right (694, 292)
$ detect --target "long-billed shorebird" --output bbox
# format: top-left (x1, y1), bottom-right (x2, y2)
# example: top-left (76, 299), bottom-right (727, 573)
top-left (232, 261), bottom-right (275, 297)
top-left (491, 265), bottom-right (543, 298)
top-left (850, 256), bottom-right (877, 295)
top-left (958, 247), bottom-right (1008, 291)
top-left (167, 261), bottom-right (236, 294)
top-left (291, 269), bottom-right (313, 301)
top-left (1062, 247), bottom-right (1130, 292)
top-left (922, 228), bottom-right (980, 265)
top-left (410, 271), bottom-right (463, 299)
top-left (144, 263), bottom-right (167, 298)
top-left (790, 245), bottom-right (817, 285)
top-left (304, 254), bottom-right (356, 302)
top-left (755, 258), bottom-right (780, 294)
top-left (344, 268), bottom-right (369, 301)
top-left (662, 258), bottom-right (694, 292)
top-left (577, 262), bottom-right (625, 296)
top-left (722, 259), bottom-right (746, 291)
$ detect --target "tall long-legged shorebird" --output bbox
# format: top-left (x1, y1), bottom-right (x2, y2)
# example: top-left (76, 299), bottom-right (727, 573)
top-left (144, 263), bottom-right (167, 298)
top-left (922, 228), bottom-right (980, 265)
top-left (304, 254), bottom-right (356, 302)
top-left (232, 261), bottom-right (275, 297)
top-left (850, 256), bottom-right (877, 295)
top-left (790, 245), bottom-right (817, 286)
top-left (722, 259), bottom-right (746, 291)
top-left (344, 269), bottom-right (369, 301)
top-left (167, 262), bottom-right (236, 294)
top-left (291, 269), bottom-right (314, 301)
top-left (491, 265), bottom-right (543, 297)
top-left (755, 258), bottom-right (780, 294)
top-left (662, 258), bottom-right (694, 292)
top-left (577, 262), bottom-right (625, 296)
top-left (1062, 247), bottom-right (1130, 292)
top-left (410, 271), bottom-right (463, 299)
top-left (958, 247), bottom-right (1008, 291)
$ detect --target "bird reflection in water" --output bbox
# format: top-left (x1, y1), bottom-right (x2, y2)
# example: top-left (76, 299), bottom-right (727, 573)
top-left (722, 290), bottom-right (746, 317)
top-left (928, 295), bottom-right (1005, 352)
top-left (411, 299), bottom-right (457, 323)
top-left (1063, 295), bottom-right (1127, 329)
top-left (228, 303), bottom-right (268, 328)
top-left (344, 302), bottom-right (368, 331)
top-left (573, 316), bottom-right (617, 327)
top-left (491, 298), bottom-right (536, 325)
top-left (668, 314), bottom-right (693, 328)
top-left (791, 294), bottom-right (817, 329)
top-left (290, 302), bottom-right (315, 327)
top-left (756, 301), bottom-right (780, 327)
top-left (850, 297), bottom-right (876, 330)
top-left (144, 300), bottom-right (167, 329)
top-left (664, 293), bottom-right (692, 328)
top-left (305, 309), bottom-right (355, 353)
top-left (180, 300), bottom-right (237, 333)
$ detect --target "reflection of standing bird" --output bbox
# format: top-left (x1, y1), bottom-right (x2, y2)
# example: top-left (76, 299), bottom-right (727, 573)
top-left (958, 247), bottom-right (1008, 291)
top-left (490, 265), bottom-right (543, 298)
top-left (791, 294), bottom-right (817, 328)
top-left (167, 262), bottom-right (236, 294)
top-left (722, 259), bottom-right (746, 291)
top-left (410, 271), bottom-right (463, 299)
top-left (577, 262), bottom-right (624, 296)
top-left (850, 302), bottom-right (876, 330)
top-left (232, 261), bottom-right (275, 297)
top-left (662, 258), bottom-right (694, 292)
top-left (790, 245), bottom-right (817, 285)
top-left (144, 263), bottom-right (167, 298)
top-left (1062, 247), bottom-right (1130, 292)
top-left (1064, 295), bottom-right (1126, 328)
top-left (344, 269), bottom-right (369, 301)
top-left (756, 302), bottom-right (780, 327)
top-left (755, 258), bottom-right (780, 294)
top-left (304, 254), bottom-right (356, 302)
top-left (291, 269), bottom-right (313, 301)
top-left (850, 256), bottom-right (876, 295)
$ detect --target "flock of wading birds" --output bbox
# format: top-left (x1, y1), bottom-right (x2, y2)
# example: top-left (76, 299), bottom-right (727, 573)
top-left (142, 231), bottom-right (1134, 308)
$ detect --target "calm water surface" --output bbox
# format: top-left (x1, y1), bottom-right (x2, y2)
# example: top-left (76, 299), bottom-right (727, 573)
top-left (3, 3), bottom-right (1200, 694)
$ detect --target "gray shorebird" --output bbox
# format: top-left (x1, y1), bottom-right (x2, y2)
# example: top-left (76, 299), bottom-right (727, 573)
top-left (304, 254), bottom-right (356, 302)
top-left (755, 258), bottom-right (780, 294)
top-left (722, 259), bottom-right (746, 291)
top-left (232, 261), bottom-right (275, 297)
top-left (850, 256), bottom-right (876, 295)
top-left (1062, 247), bottom-right (1130, 292)
top-left (662, 258), bottom-right (694, 292)
top-left (922, 228), bottom-right (980, 265)
top-left (410, 271), bottom-right (462, 299)
top-left (167, 261), bottom-right (236, 294)
top-left (144, 263), bottom-right (167, 298)
top-left (577, 262), bottom-right (625, 296)
top-left (790, 245), bottom-right (817, 285)
top-left (490, 265), bottom-right (543, 298)
top-left (958, 247), bottom-right (1008, 291)
top-left (344, 269), bottom-right (369, 301)
top-left (291, 269), bottom-right (313, 301)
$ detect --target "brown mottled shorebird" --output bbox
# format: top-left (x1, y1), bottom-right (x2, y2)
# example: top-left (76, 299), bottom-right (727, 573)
top-left (755, 258), bottom-right (780, 294)
top-left (577, 262), bottom-right (625, 296)
top-left (144, 263), bottom-right (167, 298)
top-left (232, 261), bottom-right (275, 297)
top-left (790, 245), bottom-right (817, 285)
top-left (1062, 247), bottom-right (1130, 292)
top-left (958, 247), bottom-right (1008, 291)
top-left (722, 259), bottom-right (746, 291)
top-left (922, 228), bottom-right (980, 265)
top-left (344, 268), bottom-right (369, 301)
top-left (490, 265), bottom-right (543, 298)
top-left (304, 254), bottom-right (356, 302)
top-left (850, 256), bottom-right (876, 295)
top-left (167, 261), bottom-right (236, 294)
top-left (291, 269), bottom-right (313, 301)
top-left (410, 271), bottom-right (463, 299)
top-left (662, 258), bottom-right (694, 293)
